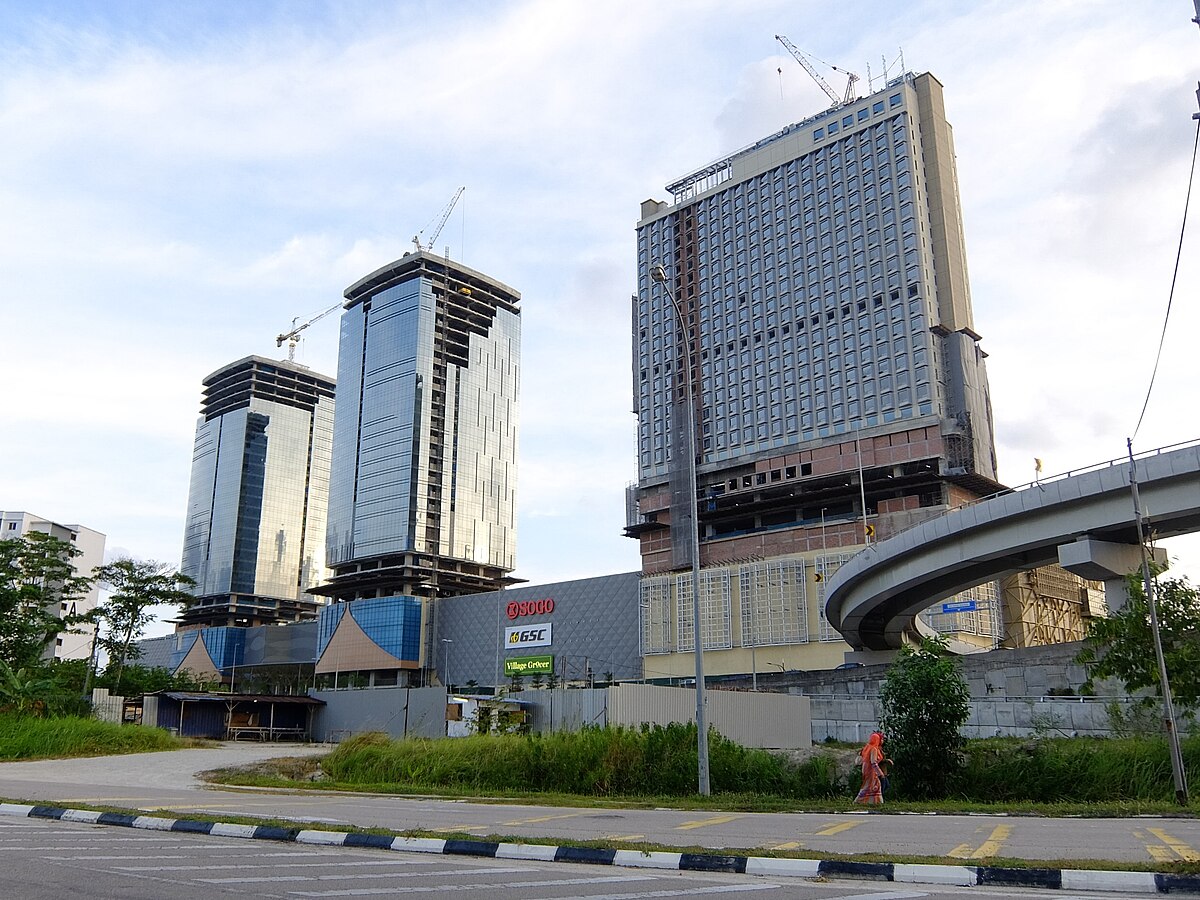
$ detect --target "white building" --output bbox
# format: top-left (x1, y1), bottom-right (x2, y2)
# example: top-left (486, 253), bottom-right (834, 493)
top-left (0, 510), bottom-right (105, 661)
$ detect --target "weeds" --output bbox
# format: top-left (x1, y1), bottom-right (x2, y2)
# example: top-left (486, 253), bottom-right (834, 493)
top-left (957, 735), bottom-right (1200, 803)
top-left (315, 727), bottom-right (1200, 808)
top-left (0, 713), bottom-right (184, 760)
top-left (322, 724), bottom-right (848, 799)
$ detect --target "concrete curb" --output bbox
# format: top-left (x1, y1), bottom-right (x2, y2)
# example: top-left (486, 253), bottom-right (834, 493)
top-left (3, 802), bottom-right (1200, 894)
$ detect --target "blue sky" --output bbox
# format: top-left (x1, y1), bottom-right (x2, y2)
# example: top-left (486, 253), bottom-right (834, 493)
top-left (3, 1), bottom-right (1199, 634)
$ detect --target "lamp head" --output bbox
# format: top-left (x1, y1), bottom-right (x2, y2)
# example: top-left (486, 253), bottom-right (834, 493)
top-left (649, 264), bottom-right (668, 284)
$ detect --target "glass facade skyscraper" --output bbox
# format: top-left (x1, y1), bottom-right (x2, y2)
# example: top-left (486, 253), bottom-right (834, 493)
top-left (322, 250), bottom-right (520, 603)
top-left (180, 355), bottom-right (335, 628)
top-left (629, 73), bottom-right (1004, 672)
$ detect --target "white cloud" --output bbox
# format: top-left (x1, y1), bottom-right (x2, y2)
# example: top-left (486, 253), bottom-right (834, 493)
top-left (2, 0), bottom-right (1198, 594)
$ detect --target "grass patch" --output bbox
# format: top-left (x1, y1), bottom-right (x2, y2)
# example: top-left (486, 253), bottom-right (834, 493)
top-left (958, 735), bottom-right (1200, 803)
top-left (204, 727), bottom-right (1200, 817)
top-left (0, 713), bottom-right (190, 760)
top-left (316, 725), bottom-right (846, 799)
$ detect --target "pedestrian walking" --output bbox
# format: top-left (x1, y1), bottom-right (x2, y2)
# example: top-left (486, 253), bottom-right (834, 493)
top-left (854, 731), bottom-right (887, 805)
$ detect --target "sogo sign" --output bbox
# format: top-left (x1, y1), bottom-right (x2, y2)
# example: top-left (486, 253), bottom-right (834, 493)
top-left (505, 623), bottom-right (552, 649)
top-left (506, 597), bottom-right (554, 620)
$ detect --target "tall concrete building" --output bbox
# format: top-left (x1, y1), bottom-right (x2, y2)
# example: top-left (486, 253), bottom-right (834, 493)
top-left (179, 355), bottom-right (335, 629)
top-left (628, 72), bottom-right (1004, 676)
top-left (317, 250), bottom-right (520, 685)
top-left (0, 511), bottom-right (105, 660)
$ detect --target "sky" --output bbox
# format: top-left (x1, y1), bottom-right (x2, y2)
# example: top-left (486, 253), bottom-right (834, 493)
top-left (2, 0), bottom-right (1199, 637)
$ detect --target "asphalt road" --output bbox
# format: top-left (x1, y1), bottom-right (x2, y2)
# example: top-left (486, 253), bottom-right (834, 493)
top-left (0, 744), bottom-right (1197, 867)
top-left (0, 816), bottom-right (1161, 900)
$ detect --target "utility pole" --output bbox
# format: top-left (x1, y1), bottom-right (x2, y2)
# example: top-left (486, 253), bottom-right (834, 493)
top-left (1127, 438), bottom-right (1188, 805)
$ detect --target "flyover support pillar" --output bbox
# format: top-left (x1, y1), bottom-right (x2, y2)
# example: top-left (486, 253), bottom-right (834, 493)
top-left (1058, 537), bottom-right (1167, 612)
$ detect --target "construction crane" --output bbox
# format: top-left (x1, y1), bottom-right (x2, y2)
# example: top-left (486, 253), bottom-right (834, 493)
top-left (775, 35), bottom-right (859, 109)
top-left (411, 186), bottom-right (465, 253)
top-left (276, 302), bottom-right (341, 361)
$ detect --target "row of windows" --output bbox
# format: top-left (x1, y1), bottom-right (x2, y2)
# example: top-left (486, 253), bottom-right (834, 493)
top-left (634, 92), bottom-right (933, 478)
top-left (812, 93), bottom-right (902, 141)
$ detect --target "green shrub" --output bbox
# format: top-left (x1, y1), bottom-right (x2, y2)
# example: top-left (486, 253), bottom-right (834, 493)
top-left (879, 636), bottom-right (970, 799)
top-left (321, 724), bottom-right (847, 798)
top-left (0, 713), bottom-right (182, 760)
top-left (958, 735), bottom-right (1200, 803)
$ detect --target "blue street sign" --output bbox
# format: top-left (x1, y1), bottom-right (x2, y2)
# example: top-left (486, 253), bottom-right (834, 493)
top-left (941, 600), bottom-right (977, 614)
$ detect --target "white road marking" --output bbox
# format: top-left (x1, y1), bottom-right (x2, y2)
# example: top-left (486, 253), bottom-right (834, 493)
top-left (286, 875), bottom-right (679, 898)
top-left (203, 865), bottom-right (532, 884)
top-left (115, 859), bottom-right (421, 872)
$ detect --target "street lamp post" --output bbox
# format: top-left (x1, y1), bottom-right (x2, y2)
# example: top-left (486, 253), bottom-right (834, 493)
top-left (441, 638), bottom-right (453, 694)
top-left (650, 263), bottom-right (710, 796)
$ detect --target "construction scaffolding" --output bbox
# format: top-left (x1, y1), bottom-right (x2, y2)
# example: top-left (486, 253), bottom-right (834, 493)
top-left (1000, 565), bottom-right (1104, 648)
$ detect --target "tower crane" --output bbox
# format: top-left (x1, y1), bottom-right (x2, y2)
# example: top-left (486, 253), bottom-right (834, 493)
top-left (775, 35), bottom-right (859, 109)
top-left (276, 302), bottom-right (341, 361)
top-left (412, 186), bottom-right (465, 253)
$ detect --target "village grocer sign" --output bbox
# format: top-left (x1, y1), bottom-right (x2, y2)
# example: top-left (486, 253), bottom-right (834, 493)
top-left (504, 655), bottom-right (553, 676)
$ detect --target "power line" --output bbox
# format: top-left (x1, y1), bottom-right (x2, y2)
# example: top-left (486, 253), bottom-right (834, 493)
top-left (1132, 109), bottom-right (1200, 440)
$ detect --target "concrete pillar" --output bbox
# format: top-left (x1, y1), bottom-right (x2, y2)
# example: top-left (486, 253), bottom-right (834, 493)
top-left (1058, 537), bottom-right (1167, 612)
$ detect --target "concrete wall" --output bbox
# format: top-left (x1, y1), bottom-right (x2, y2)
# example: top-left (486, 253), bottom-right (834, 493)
top-left (298, 642), bottom-right (1151, 744)
top-left (316, 684), bottom-right (811, 749)
top-left (509, 684), bottom-right (811, 749)
top-left (310, 686), bottom-right (448, 741)
top-left (810, 695), bottom-right (1141, 742)
top-left (769, 642), bottom-right (1150, 742)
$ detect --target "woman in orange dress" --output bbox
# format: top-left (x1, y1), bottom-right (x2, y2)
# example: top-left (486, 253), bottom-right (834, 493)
top-left (854, 731), bottom-right (886, 805)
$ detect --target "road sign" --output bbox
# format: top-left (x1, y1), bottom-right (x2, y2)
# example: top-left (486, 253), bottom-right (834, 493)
top-left (941, 600), bottom-right (977, 614)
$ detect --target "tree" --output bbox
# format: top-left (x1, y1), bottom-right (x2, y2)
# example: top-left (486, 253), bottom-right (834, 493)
top-left (93, 559), bottom-right (195, 689)
top-left (878, 635), bottom-right (971, 799)
top-left (1078, 573), bottom-right (1200, 708)
top-left (0, 532), bottom-right (93, 669)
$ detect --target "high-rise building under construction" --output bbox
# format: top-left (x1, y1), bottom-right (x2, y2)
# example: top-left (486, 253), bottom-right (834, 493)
top-left (316, 251), bottom-right (521, 683)
top-left (180, 355), bottom-right (335, 629)
top-left (629, 72), bottom-right (1005, 674)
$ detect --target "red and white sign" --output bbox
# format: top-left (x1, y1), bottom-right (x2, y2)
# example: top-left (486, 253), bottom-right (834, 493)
top-left (506, 597), bottom-right (555, 620)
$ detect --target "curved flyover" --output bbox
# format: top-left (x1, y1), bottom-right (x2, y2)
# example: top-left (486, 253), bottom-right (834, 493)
top-left (826, 440), bottom-right (1200, 651)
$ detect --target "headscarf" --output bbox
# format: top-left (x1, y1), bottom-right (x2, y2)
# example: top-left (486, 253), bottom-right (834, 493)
top-left (861, 731), bottom-right (883, 763)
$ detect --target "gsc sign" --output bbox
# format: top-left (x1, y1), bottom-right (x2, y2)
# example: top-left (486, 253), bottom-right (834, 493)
top-left (505, 623), bottom-right (552, 649)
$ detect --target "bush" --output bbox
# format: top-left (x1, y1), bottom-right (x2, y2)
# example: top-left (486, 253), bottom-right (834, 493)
top-left (959, 735), bottom-right (1200, 803)
top-left (879, 636), bottom-right (971, 799)
top-left (321, 724), bottom-right (848, 799)
top-left (0, 713), bottom-right (183, 760)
